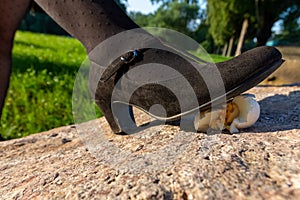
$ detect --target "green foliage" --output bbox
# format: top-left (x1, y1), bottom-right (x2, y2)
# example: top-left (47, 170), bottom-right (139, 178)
top-left (2, 69), bottom-right (74, 139)
top-left (148, 1), bottom-right (200, 35)
top-left (206, 0), bottom-right (300, 47)
top-left (131, 1), bottom-right (200, 36)
top-left (272, 5), bottom-right (300, 45)
top-left (129, 1), bottom-right (206, 45)
top-left (254, 0), bottom-right (300, 46)
top-left (129, 12), bottom-right (154, 27)
top-left (207, 0), bottom-right (255, 46)
top-left (0, 31), bottom-right (88, 140)
top-left (207, 0), bottom-right (230, 45)
top-left (19, 12), bottom-right (69, 36)
top-left (192, 51), bottom-right (230, 62)
top-left (209, 54), bottom-right (230, 63)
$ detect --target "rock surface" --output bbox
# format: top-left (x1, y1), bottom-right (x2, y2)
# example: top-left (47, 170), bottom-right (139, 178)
top-left (1, 85), bottom-right (299, 199)
top-left (263, 46), bottom-right (300, 85)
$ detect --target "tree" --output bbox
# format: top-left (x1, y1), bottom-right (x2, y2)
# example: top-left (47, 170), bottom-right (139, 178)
top-left (255, 0), bottom-right (300, 46)
top-left (130, 0), bottom-right (203, 40)
top-left (129, 12), bottom-right (154, 27)
top-left (235, 18), bottom-right (249, 56)
top-left (207, 0), bottom-right (255, 56)
top-left (148, 1), bottom-right (200, 35)
top-left (273, 7), bottom-right (300, 45)
top-left (207, 0), bottom-right (300, 54)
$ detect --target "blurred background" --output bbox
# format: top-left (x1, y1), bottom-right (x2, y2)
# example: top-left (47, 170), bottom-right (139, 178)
top-left (20, 0), bottom-right (300, 54)
top-left (1, 0), bottom-right (299, 140)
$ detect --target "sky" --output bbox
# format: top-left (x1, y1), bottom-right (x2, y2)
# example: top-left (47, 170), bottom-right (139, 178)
top-left (127, 0), bottom-right (161, 14)
top-left (126, 0), bottom-right (284, 34)
top-left (126, 0), bottom-right (207, 13)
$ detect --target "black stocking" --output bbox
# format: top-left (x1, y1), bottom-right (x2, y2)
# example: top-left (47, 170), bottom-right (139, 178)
top-left (34, 0), bottom-right (139, 52)
top-left (0, 0), bottom-right (31, 118)
top-left (0, 0), bottom-right (140, 117)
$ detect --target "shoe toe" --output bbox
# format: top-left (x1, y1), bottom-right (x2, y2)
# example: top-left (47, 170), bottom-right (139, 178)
top-left (218, 46), bottom-right (283, 92)
top-left (240, 46), bottom-right (282, 67)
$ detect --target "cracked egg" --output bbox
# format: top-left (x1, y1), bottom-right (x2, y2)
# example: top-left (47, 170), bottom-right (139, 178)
top-left (194, 94), bottom-right (260, 133)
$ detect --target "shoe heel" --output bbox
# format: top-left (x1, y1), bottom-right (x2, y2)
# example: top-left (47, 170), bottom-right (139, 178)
top-left (96, 100), bottom-right (136, 134)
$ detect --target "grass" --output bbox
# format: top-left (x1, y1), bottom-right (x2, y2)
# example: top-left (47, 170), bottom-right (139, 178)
top-left (0, 31), bottom-right (87, 140)
top-left (0, 31), bottom-right (229, 140)
top-left (209, 54), bottom-right (230, 63)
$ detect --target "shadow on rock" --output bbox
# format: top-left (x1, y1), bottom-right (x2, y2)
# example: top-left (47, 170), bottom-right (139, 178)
top-left (246, 89), bottom-right (300, 133)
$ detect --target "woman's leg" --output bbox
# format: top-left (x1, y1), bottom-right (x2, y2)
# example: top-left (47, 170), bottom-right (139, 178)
top-left (34, 0), bottom-right (139, 52)
top-left (0, 0), bottom-right (31, 118)
top-left (32, 0), bottom-right (143, 132)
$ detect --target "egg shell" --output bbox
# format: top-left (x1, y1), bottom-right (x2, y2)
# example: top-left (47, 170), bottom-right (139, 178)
top-left (194, 109), bottom-right (225, 132)
top-left (231, 94), bottom-right (260, 129)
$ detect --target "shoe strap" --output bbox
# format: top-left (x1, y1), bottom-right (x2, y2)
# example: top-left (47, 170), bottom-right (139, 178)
top-left (100, 49), bottom-right (146, 82)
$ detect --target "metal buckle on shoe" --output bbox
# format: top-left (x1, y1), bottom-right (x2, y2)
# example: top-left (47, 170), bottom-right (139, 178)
top-left (100, 50), bottom-right (140, 82)
top-left (121, 50), bottom-right (139, 63)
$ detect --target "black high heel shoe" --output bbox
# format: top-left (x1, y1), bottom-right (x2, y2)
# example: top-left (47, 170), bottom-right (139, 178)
top-left (93, 46), bottom-right (283, 134)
